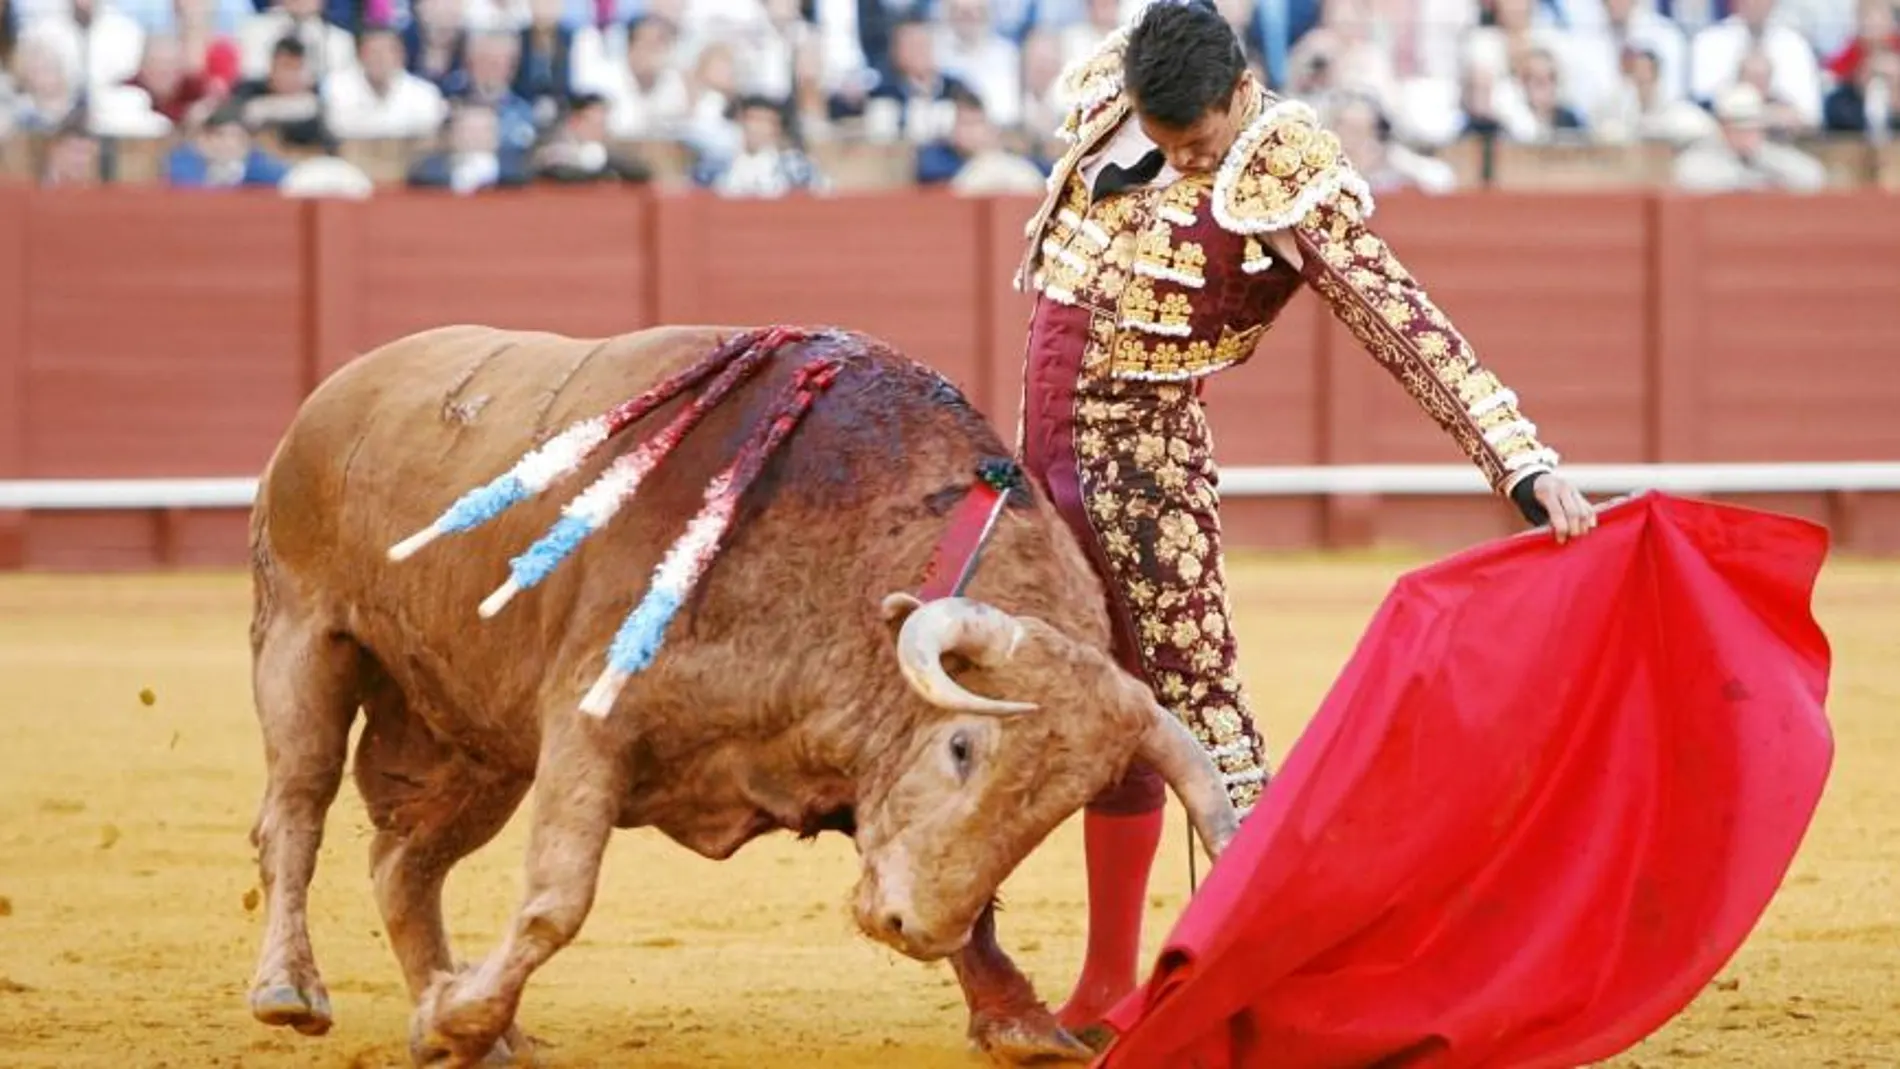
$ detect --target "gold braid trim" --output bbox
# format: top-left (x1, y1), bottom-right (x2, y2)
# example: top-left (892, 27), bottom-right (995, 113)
top-left (1292, 195), bottom-right (1559, 492)
top-left (1211, 95), bottom-right (1377, 236)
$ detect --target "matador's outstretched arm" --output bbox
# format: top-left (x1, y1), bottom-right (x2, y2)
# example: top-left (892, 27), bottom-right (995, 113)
top-left (1264, 196), bottom-right (1560, 525)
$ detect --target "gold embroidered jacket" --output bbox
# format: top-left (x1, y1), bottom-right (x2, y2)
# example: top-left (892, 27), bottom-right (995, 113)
top-left (1015, 28), bottom-right (1560, 495)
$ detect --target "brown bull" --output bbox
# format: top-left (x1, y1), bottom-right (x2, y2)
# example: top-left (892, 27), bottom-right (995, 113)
top-left (244, 323), bottom-right (1238, 1067)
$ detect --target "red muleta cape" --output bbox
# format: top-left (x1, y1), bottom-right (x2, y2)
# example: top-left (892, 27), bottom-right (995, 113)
top-left (1096, 491), bottom-right (1835, 1069)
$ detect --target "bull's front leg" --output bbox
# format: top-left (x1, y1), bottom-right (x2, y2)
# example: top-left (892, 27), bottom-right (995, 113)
top-left (953, 903), bottom-right (1098, 1066)
top-left (409, 724), bottom-right (624, 1068)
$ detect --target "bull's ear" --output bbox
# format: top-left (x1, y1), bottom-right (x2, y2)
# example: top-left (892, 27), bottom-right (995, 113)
top-left (879, 592), bottom-right (925, 637)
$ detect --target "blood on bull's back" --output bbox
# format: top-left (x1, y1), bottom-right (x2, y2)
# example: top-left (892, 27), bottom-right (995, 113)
top-left (254, 323), bottom-right (1112, 751)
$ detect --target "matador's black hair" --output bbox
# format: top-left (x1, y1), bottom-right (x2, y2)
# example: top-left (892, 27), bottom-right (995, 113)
top-left (1123, 0), bottom-right (1247, 128)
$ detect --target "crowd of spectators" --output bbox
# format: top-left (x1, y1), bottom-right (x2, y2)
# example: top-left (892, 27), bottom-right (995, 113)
top-left (5, 0), bottom-right (1893, 194)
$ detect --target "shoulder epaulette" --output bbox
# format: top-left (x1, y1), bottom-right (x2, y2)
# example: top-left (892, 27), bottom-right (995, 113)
top-left (1051, 26), bottom-right (1130, 144)
top-left (1210, 97), bottom-right (1377, 235)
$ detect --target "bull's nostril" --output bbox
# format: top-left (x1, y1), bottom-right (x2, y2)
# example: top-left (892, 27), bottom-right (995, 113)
top-left (884, 913), bottom-right (905, 936)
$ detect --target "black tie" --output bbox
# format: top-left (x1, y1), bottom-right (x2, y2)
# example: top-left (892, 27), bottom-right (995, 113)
top-left (1093, 148), bottom-right (1165, 199)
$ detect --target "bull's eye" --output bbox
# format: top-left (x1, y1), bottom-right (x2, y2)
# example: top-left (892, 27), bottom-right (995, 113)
top-left (948, 731), bottom-right (973, 776)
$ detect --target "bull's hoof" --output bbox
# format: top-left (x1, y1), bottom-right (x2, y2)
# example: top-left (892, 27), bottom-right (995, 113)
top-left (409, 971), bottom-right (534, 1068)
top-left (969, 1008), bottom-right (1098, 1067)
top-left (249, 978), bottom-right (334, 1037)
top-left (409, 1023), bottom-right (534, 1068)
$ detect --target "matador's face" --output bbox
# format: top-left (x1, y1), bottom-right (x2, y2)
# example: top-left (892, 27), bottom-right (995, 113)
top-left (1134, 76), bottom-right (1248, 176)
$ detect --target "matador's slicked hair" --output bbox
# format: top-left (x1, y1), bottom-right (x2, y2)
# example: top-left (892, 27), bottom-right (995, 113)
top-left (1123, 0), bottom-right (1248, 128)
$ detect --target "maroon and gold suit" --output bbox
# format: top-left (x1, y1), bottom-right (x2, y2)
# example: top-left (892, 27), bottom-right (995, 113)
top-left (1014, 30), bottom-right (1561, 816)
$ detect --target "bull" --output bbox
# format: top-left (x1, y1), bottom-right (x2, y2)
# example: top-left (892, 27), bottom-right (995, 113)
top-left (243, 323), bottom-right (1238, 1067)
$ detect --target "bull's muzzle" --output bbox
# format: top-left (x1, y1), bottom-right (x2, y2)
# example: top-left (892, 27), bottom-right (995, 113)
top-left (852, 844), bottom-right (972, 961)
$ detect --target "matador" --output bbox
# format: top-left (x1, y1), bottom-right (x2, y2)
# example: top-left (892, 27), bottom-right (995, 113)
top-left (1010, 0), bottom-right (1599, 1039)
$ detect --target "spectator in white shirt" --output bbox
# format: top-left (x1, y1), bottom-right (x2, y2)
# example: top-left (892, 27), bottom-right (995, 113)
top-left (936, 0), bottom-right (1021, 126)
top-left (1675, 80), bottom-right (1828, 189)
top-left (1734, 44), bottom-right (1815, 134)
top-left (10, 33), bottom-right (82, 132)
top-left (236, 0), bottom-right (355, 82)
top-left (1329, 91), bottom-right (1459, 192)
top-left (1592, 42), bottom-right (1722, 143)
top-left (580, 13), bottom-right (692, 139)
top-left (324, 26), bottom-right (448, 138)
top-left (20, 0), bottom-right (146, 98)
top-left (1689, 0), bottom-right (1824, 128)
top-left (696, 94), bottom-right (826, 197)
top-left (1565, 0), bottom-right (1690, 116)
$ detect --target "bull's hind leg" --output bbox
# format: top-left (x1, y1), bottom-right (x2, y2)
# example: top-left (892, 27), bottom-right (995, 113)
top-left (351, 677), bottom-right (533, 1063)
top-left (953, 904), bottom-right (1096, 1066)
top-left (247, 611), bottom-right (364, 1036)
top-left (410, 716), bottom-right (623, 1068)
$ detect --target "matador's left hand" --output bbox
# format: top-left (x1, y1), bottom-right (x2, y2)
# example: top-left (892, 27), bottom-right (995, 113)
top-left (1534, 473), bottom-right (1597, 544)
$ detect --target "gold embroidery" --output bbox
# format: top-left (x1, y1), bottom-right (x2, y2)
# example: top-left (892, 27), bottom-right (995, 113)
top-left (1122, 275), bottom-right (1159, 322)
top-left (1064, 320), bottom-right (1272, 810)
top-left (1212, 94), bottom-right (1372, 237)
top-left (1134, 226), bottom-right (1173, 268)
top-left (1157, 177), bottom-right (1209, 224)
top-left (1302, 135), bottom-right (1339, 169)
top-left (1159, 292), bottom-right (1193, 331)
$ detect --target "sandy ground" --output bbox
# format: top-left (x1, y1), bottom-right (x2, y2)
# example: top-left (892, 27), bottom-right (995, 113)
top-left (0, 553), bottom-right (1895, 1069)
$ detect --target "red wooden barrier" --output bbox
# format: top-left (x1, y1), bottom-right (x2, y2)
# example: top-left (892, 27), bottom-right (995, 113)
top-left (0, 186), bottom-right (1895, 570)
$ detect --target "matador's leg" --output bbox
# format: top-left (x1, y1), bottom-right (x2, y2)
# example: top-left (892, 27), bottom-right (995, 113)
top-left (1074, 399), bottom-right (1272, 815)
top-left (1041, 386), bottom-right (1272, 1040)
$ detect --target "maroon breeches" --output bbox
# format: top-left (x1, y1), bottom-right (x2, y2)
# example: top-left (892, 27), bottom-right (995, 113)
top-left (1021, 297), bottom-right (1168, 815)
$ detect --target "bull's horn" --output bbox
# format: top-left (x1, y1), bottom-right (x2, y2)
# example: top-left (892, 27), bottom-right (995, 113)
top-left (889, 596), bottom-right (1038, 716)
top-left (1137, 708), bottom-right (1242, 862)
